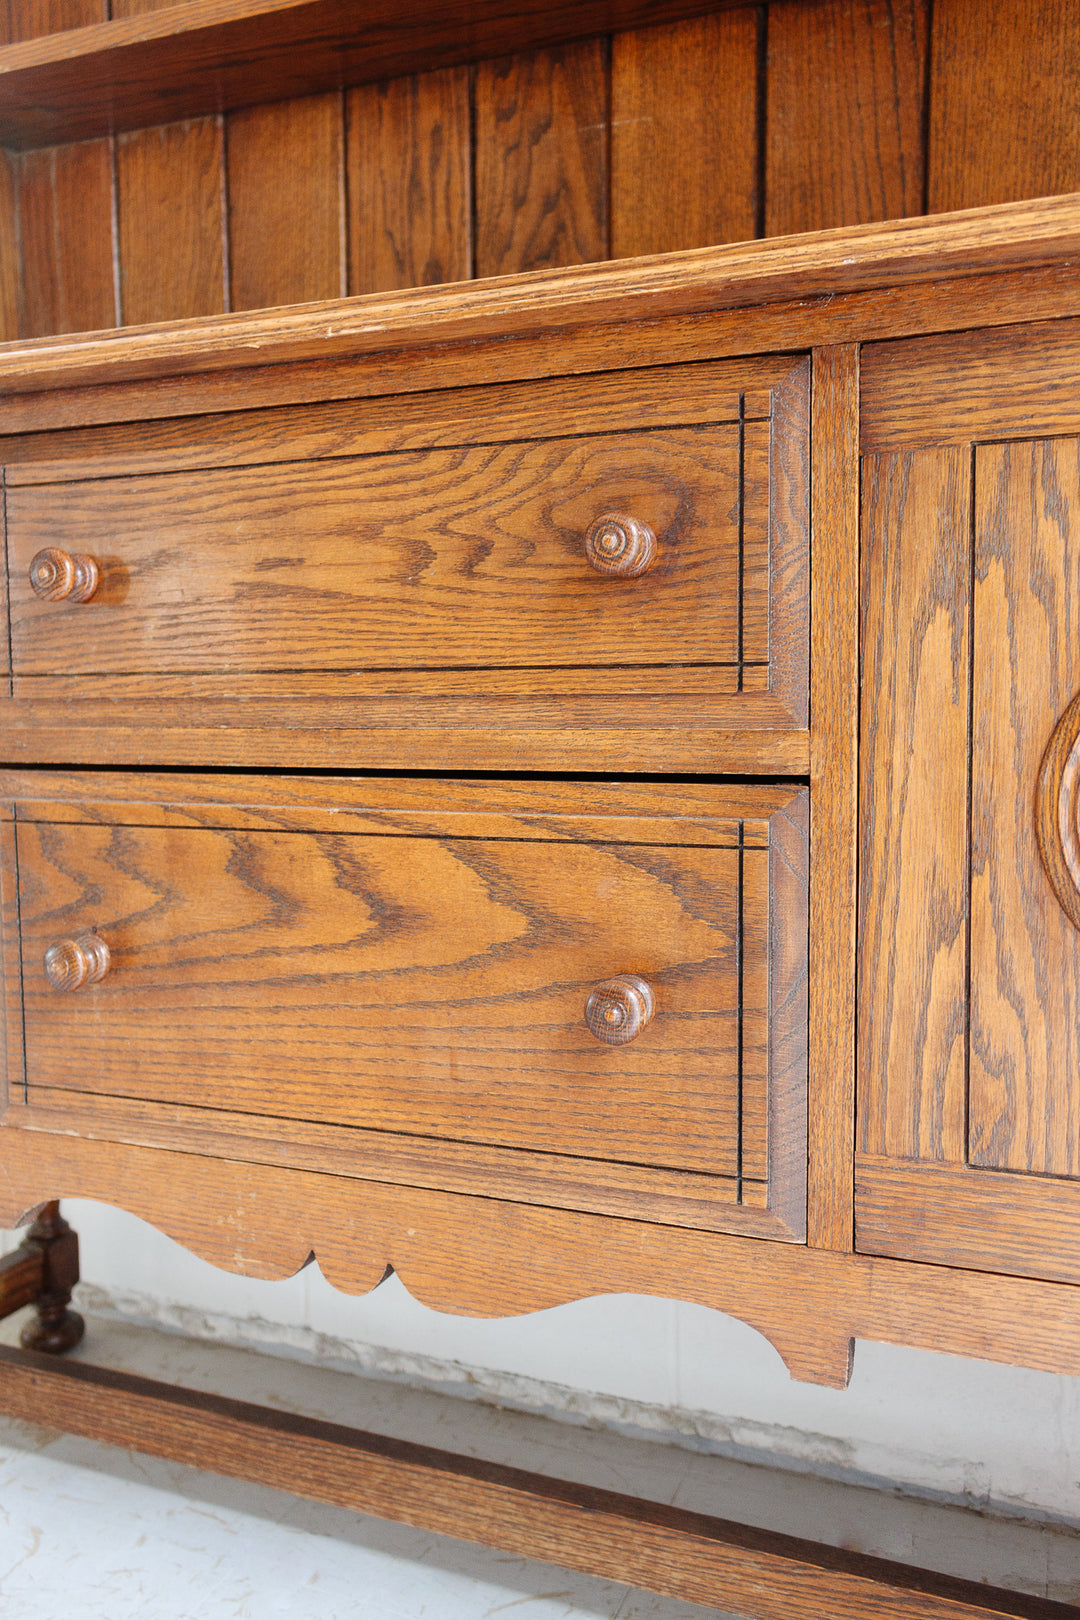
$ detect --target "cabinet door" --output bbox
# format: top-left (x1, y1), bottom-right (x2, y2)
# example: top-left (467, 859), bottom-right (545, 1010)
top-left (857, 317), bottom-right (1080, 1284)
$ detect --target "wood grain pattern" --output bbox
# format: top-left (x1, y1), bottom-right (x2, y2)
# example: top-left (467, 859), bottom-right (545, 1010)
top-left (15, 140), bottom-right (116, 338)
top-left (857, 1154), bottom-right (1080, 1287)
top-left (0, 1246), bottom-right (42, 1319)
top-left (5, 0), bottom-right (104, 42)
top-left (5, 429), bottom-right (764, 675)
top-left (347, 68), bottom-right (470, 295)
top-left (766, 0), bottom-right (929, 237)
top-left (4, 258), bottom-right (1080, 442)
top-left (808, 345), bottom-right (859, 1249)
top-left (474, 43), bottom-right (607, 277)
top-left (0, 769), bottom-right (786, 854)
top-left (969, 438), bottom-right (1080, 1178)
top-left (1, 1348), bottom-right (1073, 1620)
top-left (116, 117), bottom-right (227, 325)
top-left (227, 92), bottom-right (344, 310)
top-left (15, 1125), bottom-right (1080, 1389)
top-left (0, 697), bottom-right (810, 775)
top-left (0, 473), bottom-right (10, 683)
top-left (0, 0), bottom-right (732, 149)
top-left (0, 352), bottom-right (788, 485)
top-left (24, 1084), bottom-right (802, 1239)
top-left (928, 0), bottom-right (1080, 214)
top-left (3, 195), bottom-right (1079, 401)
top-left (0, 810), bottom-right (24, 1111)
top-left (14, 787), bottom-right (807, 1197)
top-left (858, 447), bottom-right (971, 1162)
top-left (3, 770), bottom-right (807, 1236)
top-left (0, 154), bottom-right (17, 344)
top-left (610, 10), bottom-right (758, 258)
top-left (861, 317), bottom-right (1080, 453)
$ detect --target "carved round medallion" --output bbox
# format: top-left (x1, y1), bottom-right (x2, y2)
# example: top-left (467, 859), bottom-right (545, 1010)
top-left (1036, 689), bottom-right (1080, 930)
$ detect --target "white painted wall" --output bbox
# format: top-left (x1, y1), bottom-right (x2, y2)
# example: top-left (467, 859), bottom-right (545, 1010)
top-left (7, 1196), bottom-right (1076, 1529)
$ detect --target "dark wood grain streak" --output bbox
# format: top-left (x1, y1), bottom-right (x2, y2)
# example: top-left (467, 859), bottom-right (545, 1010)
top-left (347, 67), bottom-right (471, 294)
top-left (0, 1345), bottom-right (1072, 1620)
top-left (766, 0), bottom-right (929, 237)
top-left (474, 42), bottom-right (608, 277)
top-left (928, 0), bottom-right (1080, 213)
top-left (858, 446), bottom-right (971, 1162)
top-left (610, 10), bottom-right (758, 259)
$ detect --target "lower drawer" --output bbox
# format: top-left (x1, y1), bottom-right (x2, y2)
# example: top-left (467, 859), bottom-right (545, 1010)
top-left (0, 772), bottom-right (808, 1238)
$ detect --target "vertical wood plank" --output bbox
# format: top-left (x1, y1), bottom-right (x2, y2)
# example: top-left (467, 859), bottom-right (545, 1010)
top-left (16, 140), bottom-right (116, 338)
top-left (858, 445), bottom-right (971, 1164)
top-left (0, 154), bottom-right (18, 342)
top-left (766, 0), bottom-right (929, 237)
top-left (0, 471), bottom-right (10, 684)
top-left (929, 0), bottom-right (1080, 212)
top-left (474, 42), bottom-right (607, 279)
top-left (347, 67), bottom-right (471, 295)
top-left (809, 347), bottom-right (859, 1249)
top-left (227, 93), bottom-right (344, 312)
top-left (117, 118), bottom-right (227, 326)
top-left (611, 11), bottom-right (758, 258)
top-left (6, 0), bottom-right (105, 40)
top-left (969, 439), bottom-right (1080, 1178)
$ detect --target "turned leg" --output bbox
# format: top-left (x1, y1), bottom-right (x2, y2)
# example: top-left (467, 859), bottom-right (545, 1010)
top-left (3, 1202), bottom-right (85, 1354)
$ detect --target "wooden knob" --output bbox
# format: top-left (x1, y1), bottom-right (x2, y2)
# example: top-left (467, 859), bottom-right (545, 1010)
top-left (44, 933), bottom-right (111, 992)
top-left (583, 514), bottom-right (658, 578)
top-left (584, 974), bottom-right (655, 1045)
top-left (29, 547), bottom-right (99, 603)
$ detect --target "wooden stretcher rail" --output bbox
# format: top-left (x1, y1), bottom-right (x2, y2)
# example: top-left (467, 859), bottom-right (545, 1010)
top-left (0, 1345), bottom-right (1071, 1620)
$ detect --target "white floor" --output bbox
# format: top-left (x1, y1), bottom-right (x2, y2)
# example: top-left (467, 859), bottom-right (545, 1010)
top-left (1, 1312), bottom-right (1080, 1618)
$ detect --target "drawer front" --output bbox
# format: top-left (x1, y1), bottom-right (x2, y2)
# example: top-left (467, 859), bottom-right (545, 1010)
top-left (9, 432), bottom-right (752, 674)
top-left (5, 774), bottom-right (807, 1229)
top-left (4, 355), bottom-right (808, 729)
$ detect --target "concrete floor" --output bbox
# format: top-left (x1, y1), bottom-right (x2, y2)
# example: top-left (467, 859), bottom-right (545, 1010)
top-left (1, 1310), bottom-right (1079, 1618)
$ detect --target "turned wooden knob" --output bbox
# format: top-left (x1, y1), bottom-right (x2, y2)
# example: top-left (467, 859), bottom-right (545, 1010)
top-left (583, 514), bottom-right (658, 578)
top-left (44, 933), bottom-right (111, 992)
top-left (29, 547), bottom-right (99, 603)
top-left (584, 974), bottom-right (655, 1045)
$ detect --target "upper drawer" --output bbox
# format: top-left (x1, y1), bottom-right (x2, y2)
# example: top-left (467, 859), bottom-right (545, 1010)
top-left (4, 356), bottom-right (808, 726)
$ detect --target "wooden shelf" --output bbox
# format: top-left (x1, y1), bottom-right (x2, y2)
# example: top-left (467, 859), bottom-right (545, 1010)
top-left (0, 196), bottom-right (1077, 395)
top-left (0, 0), bottom-right (736, 150)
